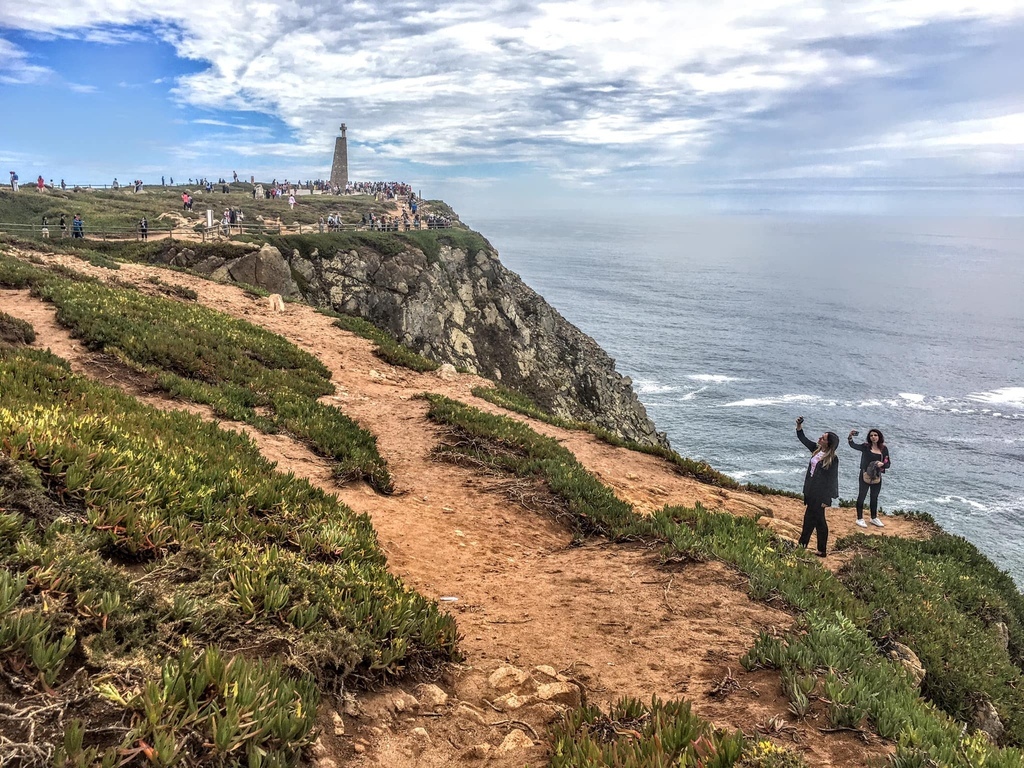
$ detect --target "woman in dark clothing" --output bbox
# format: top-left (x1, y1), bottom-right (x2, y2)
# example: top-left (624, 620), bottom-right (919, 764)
top-left (795, 417), bottom-right (840, 557)
top-left (848, 428), bottom-right (891, 528)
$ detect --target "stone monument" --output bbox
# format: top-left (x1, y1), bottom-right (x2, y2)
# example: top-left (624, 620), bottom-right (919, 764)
top-left (330, 123), bottom-right (349, 188)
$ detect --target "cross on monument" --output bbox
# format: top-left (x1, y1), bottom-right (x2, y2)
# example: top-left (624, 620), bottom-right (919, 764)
top-left (340, 123), bottom-right (347, 138)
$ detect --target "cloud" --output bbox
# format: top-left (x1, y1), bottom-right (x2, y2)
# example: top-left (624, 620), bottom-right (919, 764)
top-left (2, 1), bottom-right (1024, 188)
top-left (0, 36), bottom-right (52, 85)
top-left (68, 82), bottom-right (98, 93)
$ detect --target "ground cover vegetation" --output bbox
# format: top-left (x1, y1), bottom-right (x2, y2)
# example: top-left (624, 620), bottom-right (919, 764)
top-left (471, 385), bottom-right (801, 499)
top-left (0, 253), bottom-right (392, 493)
top-left (0, 345), bottom-right (459, 766)
top-left (423, 393), bottom-right (1024, 767)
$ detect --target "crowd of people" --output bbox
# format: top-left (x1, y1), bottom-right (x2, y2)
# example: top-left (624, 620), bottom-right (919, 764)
top-left (794, 417), bottom-right (893, 558)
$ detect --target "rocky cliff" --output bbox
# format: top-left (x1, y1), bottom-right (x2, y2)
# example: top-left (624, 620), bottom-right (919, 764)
top-left (164, 235), bottom-right (668, 448)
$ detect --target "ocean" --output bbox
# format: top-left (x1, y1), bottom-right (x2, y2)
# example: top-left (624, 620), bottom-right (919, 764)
top-left (470, 213), bottom-right (1024, 587)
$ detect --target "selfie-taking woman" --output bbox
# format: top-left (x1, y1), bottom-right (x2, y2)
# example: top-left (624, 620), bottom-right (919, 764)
top-left (848, 428), bottom-right (891, 527)
top-left (796, 417), bottom-right (840, 557)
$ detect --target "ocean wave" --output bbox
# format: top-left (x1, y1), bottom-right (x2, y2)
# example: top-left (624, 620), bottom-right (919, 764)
top-left (730, 468), bottom-right (801, 479)
top-left (634, 378), bottom-right (679, 395)
top-left (686, 374), bottom-right (747, 383)
top-left (679, 386), bottom-right (707, 401)
top-left (968, 387), bottom-right (1024, 409)
top-left (896, 495), bottom-right (989, 512)
top-left (720, 397), bottom-right (823, 409)
top-left (718, 391), bottom-right (1022, 419)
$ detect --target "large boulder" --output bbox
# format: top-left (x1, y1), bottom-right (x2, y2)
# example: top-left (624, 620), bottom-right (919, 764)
top-left (228, 244), bottom-right (299, 297)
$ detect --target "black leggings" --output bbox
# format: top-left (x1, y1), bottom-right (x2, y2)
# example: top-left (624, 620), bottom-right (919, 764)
top-left (799, 502), bottom-right (829, 554)
top-left (856, 478), bottom-right (882, 519)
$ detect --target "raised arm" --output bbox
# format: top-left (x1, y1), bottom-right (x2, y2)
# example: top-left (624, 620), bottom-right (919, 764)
top-left (848, 431), bottom-right (866, 451)
top-left (796, 420), bottom-right (818, 452)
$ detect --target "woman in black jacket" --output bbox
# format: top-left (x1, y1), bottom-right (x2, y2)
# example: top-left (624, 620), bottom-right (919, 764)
top-left (848, 428), bottom-right (891, 528)
top-left (795, 417), bottom-right (840, 557)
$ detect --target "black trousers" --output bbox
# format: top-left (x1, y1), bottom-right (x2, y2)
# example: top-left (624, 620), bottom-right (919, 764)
top-left (856, 478), bottom-right (882, 519)
top-left (799, 501), bottom-right (828, 554)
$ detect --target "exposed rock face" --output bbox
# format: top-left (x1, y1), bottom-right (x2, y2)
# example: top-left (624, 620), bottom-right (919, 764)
top-left (291, 242), bottom-right (667, 447)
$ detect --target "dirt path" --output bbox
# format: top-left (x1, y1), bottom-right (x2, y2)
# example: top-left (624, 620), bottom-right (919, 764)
top-left (0, 251), bottom-right (926, 766)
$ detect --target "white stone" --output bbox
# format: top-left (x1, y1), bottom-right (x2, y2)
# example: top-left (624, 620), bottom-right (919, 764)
top-left (488, 664), bottom-right (531, 692)
top-left (332, 711), bottom-right (345, 736)
top-left (497, 729), bottom-right (534, 753)
top-left (414, 683), bottom-right (449, 709)
top-left (536, 681), bottom-right (581, 708)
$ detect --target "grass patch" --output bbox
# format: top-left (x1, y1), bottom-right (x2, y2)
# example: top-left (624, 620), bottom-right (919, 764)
top-left (0, 252), bottom-right (392, 493)
top-left (472, 385), bottom-right (801, 498)
top-left (0, 346), bottom-right (458, 765)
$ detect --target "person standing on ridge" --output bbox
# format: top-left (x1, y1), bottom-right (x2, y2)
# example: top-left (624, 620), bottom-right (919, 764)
top-left (848, 428), bottom-right (891, 528)
top-left (139, 216), bottom-right (148, 241)
top-left (796, 417), bottom-right (840, 557)
top-left (9, 171), bottom-right (18, 191)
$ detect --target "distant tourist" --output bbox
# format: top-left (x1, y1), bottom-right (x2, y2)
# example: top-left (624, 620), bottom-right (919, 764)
top-left (40, 214), bottom-right (49, 238)
top-left (139, 216), bottom-right (148, 241)
top-left (71, 214), bottom-right (84, 239)
top-left (288, 194), bottom-right (296, 210)
top-left (59, 213), bottom-right (68, 237)
top-left (233, 170), bottom-right (238, 183)
top-left (60, 179), bottom-right (66, 191)
top-left (318, 215), bottom-right (325, 233)
top-left (162, 175), bottom-right (165, 186)
top-left (9, 171), bottom-right (18, 192)
top-left (37, 175), bottom-right (45, 192)
top-left (182, 192), bottom-right (190, 211)
top-left (848, 429), bottom-right (891, 528)
top-left (112, 178), bottom-right (119, 190)
top-left (796, 417), bottom-right (839, 558)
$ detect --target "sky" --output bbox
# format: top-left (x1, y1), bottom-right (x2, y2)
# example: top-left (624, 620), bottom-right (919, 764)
top-left (2, 1), bottom-right (1024, 217)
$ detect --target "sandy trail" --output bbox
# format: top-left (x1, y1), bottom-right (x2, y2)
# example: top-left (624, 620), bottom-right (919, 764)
top-left (0, 252), bottom-right (926, 766)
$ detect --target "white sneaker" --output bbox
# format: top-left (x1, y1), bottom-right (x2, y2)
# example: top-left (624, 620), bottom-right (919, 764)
top-left (871, 518), bottom-right (885, 527)
top-left (856, 519), bottom-right (868, 528)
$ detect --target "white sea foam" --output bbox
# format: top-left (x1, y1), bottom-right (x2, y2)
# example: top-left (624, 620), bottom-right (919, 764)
top-left (968, 387), bottom-right (1024, 409)
top-left (931, 495), bottom-right (989, 511)
top-left (686, 374), bottom-right (746, 383)
top-left (898, 392), bottom-right (925, 402)
top-left (730, 469), bottom-right (795, 479)
top-left (634, 379), bottom-right (679, 395)
top-left (679, 386), bottom-right (707, 401)
top-left (721, 393), bottom-right (820, 408)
